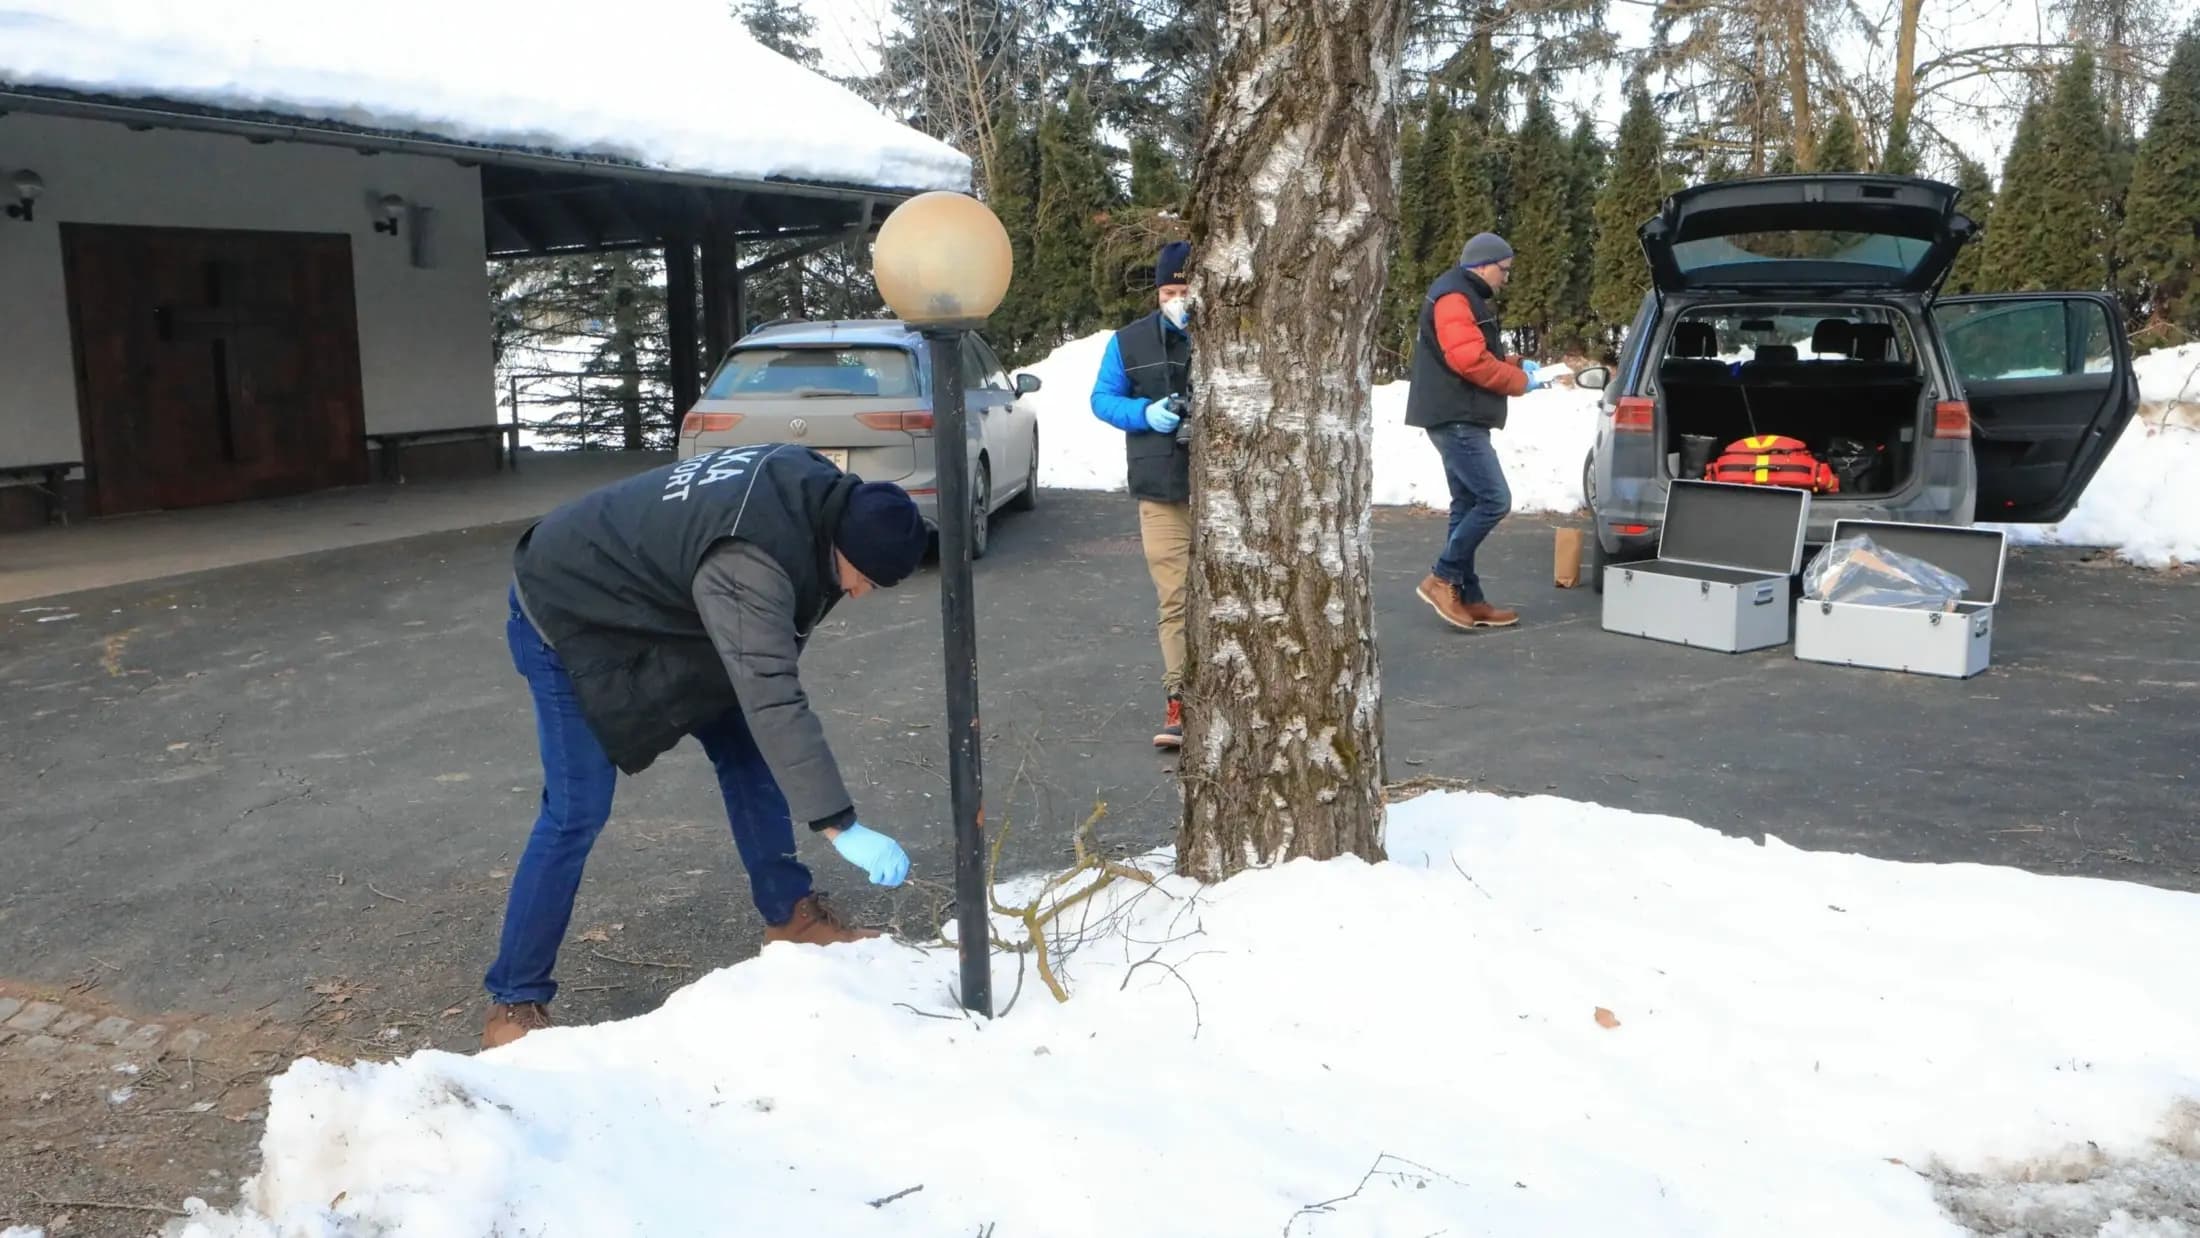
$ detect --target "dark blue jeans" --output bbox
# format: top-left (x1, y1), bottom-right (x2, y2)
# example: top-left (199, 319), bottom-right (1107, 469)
top-left (1427, 422), bottom-right (1512, 605)
top-left (485, 589), bottom-right (813, 1005)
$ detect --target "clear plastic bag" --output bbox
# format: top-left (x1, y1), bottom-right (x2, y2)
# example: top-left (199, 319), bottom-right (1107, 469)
top-left (1803, 535), bottom-right (1971, 610)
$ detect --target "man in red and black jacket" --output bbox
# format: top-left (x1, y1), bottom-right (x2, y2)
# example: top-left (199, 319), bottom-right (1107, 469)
top-left (1403, 232), bottom-right (1557, 629)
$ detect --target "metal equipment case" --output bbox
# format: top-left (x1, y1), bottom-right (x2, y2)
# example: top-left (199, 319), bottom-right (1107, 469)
top-left (1600, 480), bottom-right (1810, 653)
top-left (1793, 519), bottom-right (2007, 679)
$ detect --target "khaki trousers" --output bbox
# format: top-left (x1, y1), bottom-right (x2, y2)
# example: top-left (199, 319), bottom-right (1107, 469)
top-left (1137, 499), bottom-right (1192, 693)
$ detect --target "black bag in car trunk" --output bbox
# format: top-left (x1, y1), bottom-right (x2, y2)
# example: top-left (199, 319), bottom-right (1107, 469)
top-left (1825, 437), bottom-right (1890, 493)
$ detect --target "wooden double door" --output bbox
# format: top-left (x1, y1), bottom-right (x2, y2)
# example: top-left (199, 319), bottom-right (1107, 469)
top-left (63, 225), bottom-right (368, 515)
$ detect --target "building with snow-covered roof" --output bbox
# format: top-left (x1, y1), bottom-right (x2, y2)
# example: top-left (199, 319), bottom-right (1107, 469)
top-left (0, 0), bottom-right (967, 529)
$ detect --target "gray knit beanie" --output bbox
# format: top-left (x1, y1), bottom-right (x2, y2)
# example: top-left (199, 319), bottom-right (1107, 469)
top-left (1458, 232), bottom-right (1515, 269)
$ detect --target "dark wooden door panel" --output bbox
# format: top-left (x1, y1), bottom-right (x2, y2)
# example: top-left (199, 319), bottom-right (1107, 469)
top-left (62, 225), bottom-right (368, 515)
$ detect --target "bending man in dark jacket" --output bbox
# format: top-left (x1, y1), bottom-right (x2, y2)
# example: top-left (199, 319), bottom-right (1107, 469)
top-left (1403, 231), bottom-right (1556, 630)
top-left (482, 444), bottom-right (929, 1048)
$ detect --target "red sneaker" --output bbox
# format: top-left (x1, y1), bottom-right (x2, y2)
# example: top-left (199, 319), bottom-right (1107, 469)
top-left (1153, 694), bottom-right (1184, 750)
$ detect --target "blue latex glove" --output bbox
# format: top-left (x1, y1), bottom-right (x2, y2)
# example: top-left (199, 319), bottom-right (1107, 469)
top-left (830, 823), bottom-right (909, 887)
top-left (1143, 399), bottom-right (1182, 434)
top-left (1522, 359), bottom-right (1552, 390)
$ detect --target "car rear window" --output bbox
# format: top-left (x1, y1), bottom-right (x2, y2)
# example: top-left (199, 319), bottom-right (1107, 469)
top-left (1664, 306), bottom-right (1916, 365)
top-left (1671, 231), bottom-right (1941, 281)
top-left (706, 347), bottom-right (920, 398)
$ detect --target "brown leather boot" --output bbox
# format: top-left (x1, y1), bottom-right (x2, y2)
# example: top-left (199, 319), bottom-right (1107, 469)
top-left (482, 1001), bottom-right (552, 1050)
top-left (1416, 574), bottom-right (1519, 629)
top-left (1461, 600), bottom-right (1520, 627)
top-left (763, 893), bottom-right (881, 946)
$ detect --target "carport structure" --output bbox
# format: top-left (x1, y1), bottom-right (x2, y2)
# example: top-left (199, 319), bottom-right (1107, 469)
top-left (0, 1), bottom-right (968, 529)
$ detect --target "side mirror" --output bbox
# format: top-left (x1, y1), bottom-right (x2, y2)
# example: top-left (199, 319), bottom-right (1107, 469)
top-left (1575, 365), bottom-right (1610, 391)
top-left (1015, 372), bottom-right (1043, 395)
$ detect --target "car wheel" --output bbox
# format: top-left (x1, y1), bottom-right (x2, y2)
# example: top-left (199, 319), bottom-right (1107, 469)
top-left (1007, 429), bottom-right (1038, 512)
top-left (970, 458), bottom-right (992, 560)
top-left (1581, 446), bottom-right (1597, 511)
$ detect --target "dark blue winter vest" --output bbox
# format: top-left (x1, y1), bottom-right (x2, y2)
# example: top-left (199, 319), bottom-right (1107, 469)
top-left (513, 444), bottom-right (856, 773)
top-left (1405, 267), bottom-right (1511, 431)
top-left (1115, 310), bottom-right (1193, 503)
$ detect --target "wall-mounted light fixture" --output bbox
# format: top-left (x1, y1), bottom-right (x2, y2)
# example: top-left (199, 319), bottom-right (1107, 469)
top-left (372, 192), bottom-right (405, 236)
top-left (5, 170), bottom-right (43, 222)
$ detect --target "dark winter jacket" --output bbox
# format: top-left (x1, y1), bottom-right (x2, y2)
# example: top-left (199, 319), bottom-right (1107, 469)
top-left (1404, 268), bottom-right (1529, 430)
top-left (511, 444), bottom-right (859, 829)
top-left (1090, 310), bottom-right (1193, 502)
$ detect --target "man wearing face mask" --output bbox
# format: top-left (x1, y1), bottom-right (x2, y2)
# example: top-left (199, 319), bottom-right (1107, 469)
top-left (1404, 231), bottom-right (1559, 630)
top-left (1090, 240), bottom-right (1194, 749)
top-left (480, 444), bottom-right (928, 1049)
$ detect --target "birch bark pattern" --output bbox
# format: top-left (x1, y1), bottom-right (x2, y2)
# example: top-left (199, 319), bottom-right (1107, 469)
top-left (1177, 0), bottom-right (1405, 881)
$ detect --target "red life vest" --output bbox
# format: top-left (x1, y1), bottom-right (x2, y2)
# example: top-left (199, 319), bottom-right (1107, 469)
top-left (1705, 435), bottom-right (1840, 493)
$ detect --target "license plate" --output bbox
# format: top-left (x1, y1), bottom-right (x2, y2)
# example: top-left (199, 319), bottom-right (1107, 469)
top-left (817, 449), bottom-right (849, 471)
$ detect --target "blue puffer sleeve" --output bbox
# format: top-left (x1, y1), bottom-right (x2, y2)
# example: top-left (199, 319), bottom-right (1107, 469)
top-left (1089, 333), bottom-right (1152, 432)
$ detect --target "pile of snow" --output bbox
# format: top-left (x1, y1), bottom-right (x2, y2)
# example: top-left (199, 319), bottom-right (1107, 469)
top-left (175, 791), bottom-right (2200, 1237)
top-left (1020, 332), bottom-right (1601, 515)
top-left (0, 0), bottom-right (969, 193)
top-left (1993, 343), bottom-right (2200, 569)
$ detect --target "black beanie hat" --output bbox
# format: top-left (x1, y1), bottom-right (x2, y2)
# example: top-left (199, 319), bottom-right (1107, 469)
top-left (1156, 240), bottom-right (1191, 288)
top-left (834, 481), bottom-right (928, 588)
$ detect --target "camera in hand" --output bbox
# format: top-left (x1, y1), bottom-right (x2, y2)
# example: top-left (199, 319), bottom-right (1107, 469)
top-left (1170, 393), bottom-right (1192, 445)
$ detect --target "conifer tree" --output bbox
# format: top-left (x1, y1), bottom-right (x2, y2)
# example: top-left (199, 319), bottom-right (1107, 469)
top-left (1383, 110), bottom-right (1429, 373)
top-left (1129, 133), bottom-right (1188, 209)
top-left (1032, 85), bottom-right (1118, 342)
top-left (1946, 154), bottom-right (1997, 296)
top-left (2117, 25), bottom-right (2200, 338)
top-left (1815, 111), bottom-right (1862, 172)
top-left (1880, 114), bottom-right (1920, 175)
top-left (1447, 100), bottom-right (1497, 277)
top-left (986, 96), bottom-right (1051, 364)
top-left (1504, 93), bottom-right (1573, 355)
top-left (1558, 115), bottom-right (1604, 353)
top-left (734, 0), bottom-right (820, 66)
top-left (2023, 49), bottom-right (2117, 292)
top-left (1978, 100), bottom-right (2048, 291)
top-left (1416, 92), bottom-right (1464, 295)
top-left (1591, 88), bottom-right (1664, 347)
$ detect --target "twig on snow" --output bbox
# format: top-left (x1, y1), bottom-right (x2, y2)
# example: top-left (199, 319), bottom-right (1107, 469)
top-left (892, 1002), bottom-right (965, 1022)
top-left (866, 1184), bottom-right (924, 1208)
top-left (1283, 1154), bottom-right (1465, 1235)
top-left (1449, 854), bottom-right (1494, 899)
top-left (1120, 949), bottom-right (1203, 1038)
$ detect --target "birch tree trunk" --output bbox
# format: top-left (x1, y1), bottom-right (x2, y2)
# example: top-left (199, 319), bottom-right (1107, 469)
top-left (1891, 0), bottom-right (1924, 144)
top-left (1177, 0), bottom-right (1405, 882)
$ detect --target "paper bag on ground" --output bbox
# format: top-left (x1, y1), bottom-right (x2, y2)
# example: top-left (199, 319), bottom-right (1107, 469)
top-left (1554, 527), bottom-right (1584, 588)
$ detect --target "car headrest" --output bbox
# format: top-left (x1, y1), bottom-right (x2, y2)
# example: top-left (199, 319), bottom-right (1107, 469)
top-left (1810, 319), bottom-right (1856, 356)
top-left (1850, 323), bottom-right (1896, 361)
top-left (1671, 321), bottom-right (1718, 357)
top-left (1752, 344), bottom-right (1800, 365)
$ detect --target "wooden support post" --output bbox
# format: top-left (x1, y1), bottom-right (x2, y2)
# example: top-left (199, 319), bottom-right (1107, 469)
top-left (665, 237), bottom-right (700, 416)
top-left (701, 221), bottom-right (738, 367)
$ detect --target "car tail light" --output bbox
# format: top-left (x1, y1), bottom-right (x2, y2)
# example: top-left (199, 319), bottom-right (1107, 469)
top-left (855, 411), bottom-right (935, 433)
top-left (1611, 523), bottom-right (1651, 536)
top-left (1613, 397), bottom-right (1655, 433)
top-left (1933, 401), bottom-right (1970, 439)
top-left (681, 412), bottom-right (742, 434)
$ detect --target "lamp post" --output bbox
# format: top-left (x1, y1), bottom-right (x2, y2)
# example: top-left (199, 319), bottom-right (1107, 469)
top-left (872, 191), bottom-right (1013, 1017)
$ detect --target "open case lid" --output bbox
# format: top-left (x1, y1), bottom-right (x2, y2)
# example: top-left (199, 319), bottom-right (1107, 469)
top-left (1830, 519), bottom-right (2007, 605)
top-left (1658, 480), bottom-right (1811, 576)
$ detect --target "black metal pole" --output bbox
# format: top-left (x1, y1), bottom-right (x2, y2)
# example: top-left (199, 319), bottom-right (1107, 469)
top-left (926, 327), bottom-right (991, 1017)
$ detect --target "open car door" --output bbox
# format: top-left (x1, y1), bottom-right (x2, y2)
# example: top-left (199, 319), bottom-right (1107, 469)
top-left (1932, 292), bottom-right (2139, 523)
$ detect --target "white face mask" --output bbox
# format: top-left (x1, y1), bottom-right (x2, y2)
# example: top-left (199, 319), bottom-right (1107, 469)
top-left (1161, 296), bottom-right (1191, 328)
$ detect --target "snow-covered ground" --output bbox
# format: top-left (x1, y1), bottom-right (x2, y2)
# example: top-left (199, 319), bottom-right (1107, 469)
top-left (169, 789), bottom-right (2200, 1237)
top-left (1020, 334), bottom-right (2200, 569)
top-left (0, 0), bottom-right (968, 193)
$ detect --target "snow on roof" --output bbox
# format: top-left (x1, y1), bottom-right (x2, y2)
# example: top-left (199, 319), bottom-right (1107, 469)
top-left (0, 0), bottom-right (970, 195)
